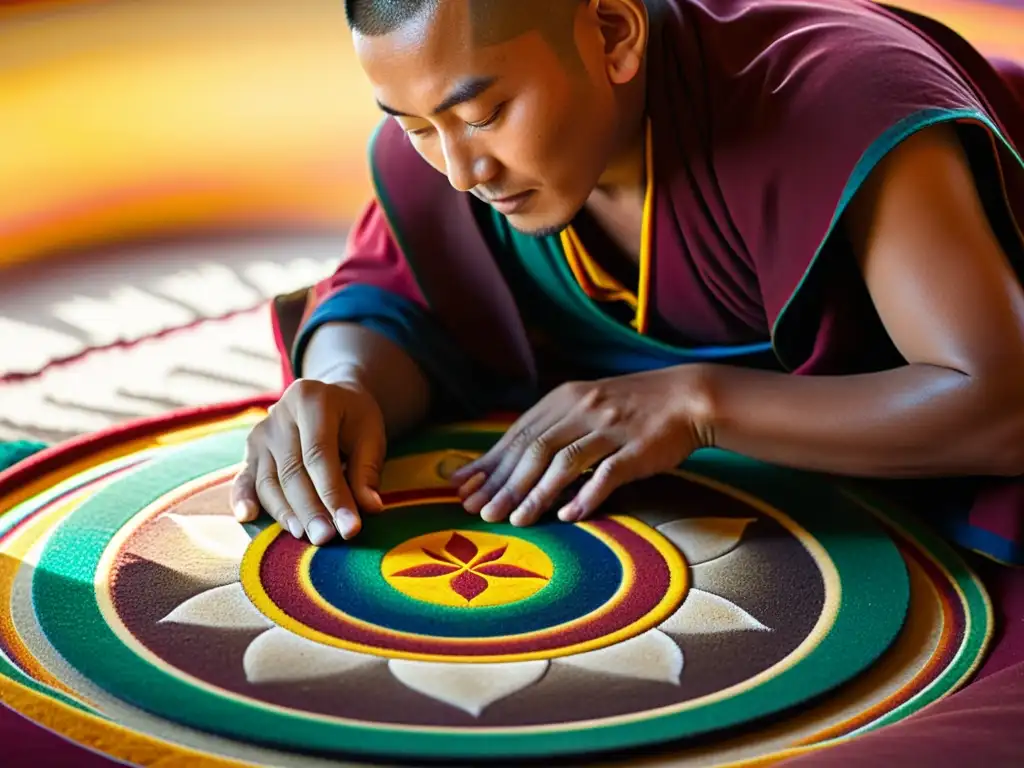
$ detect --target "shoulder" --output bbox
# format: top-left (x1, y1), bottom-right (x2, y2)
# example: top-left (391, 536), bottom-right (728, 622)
top-left (844, 121), bottom-right (1006, 289)
top-left (852, 121), bottom-right (964, 192)
top-left (695, 0), bottom-right (976, 126)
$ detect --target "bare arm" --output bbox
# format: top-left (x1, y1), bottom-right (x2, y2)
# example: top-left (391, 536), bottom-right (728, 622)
top-left (302, 322), bottom-right (432, 438)
top-left (448, 123), bottom-right (1024, 528)
top-left (699, 123), bottom-right (1024, 477)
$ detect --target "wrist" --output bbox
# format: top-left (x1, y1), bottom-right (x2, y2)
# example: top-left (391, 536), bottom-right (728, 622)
top-left (674, 363), bottom-right (719, 449)
top-left (310, 362), bottom-right (371, 391)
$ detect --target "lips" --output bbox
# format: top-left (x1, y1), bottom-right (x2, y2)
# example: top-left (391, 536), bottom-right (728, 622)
top-left (488, 190), bottom-right (534, 215)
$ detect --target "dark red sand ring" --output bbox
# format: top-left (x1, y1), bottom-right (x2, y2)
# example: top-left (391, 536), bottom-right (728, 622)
top-left (258, 517), bottom-right (673, 657)
top-left (380, 488), bottom-right (463, 507)
top-left (803, 536), bottom-right (966, 742)
top-left (0, 395), bottom-right (276, 502)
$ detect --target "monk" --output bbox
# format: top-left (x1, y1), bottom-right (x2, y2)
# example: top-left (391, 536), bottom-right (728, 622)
top-left (232, 0), bottom-right (1024, 561)
top-left (224, 1), bottom-right (1024, 758)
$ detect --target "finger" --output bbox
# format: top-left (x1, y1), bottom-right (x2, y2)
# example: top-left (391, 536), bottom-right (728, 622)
top-left (462, 407), bottom-right (569, 515)
top-left (342, 409), bottom-right (386, 520)
top-left (450, 409), bottom-right (547, 488)
top-left (230, 434), bottom-right (264, 522)
top-left (293, 398), bottom-right (362, 539)
top-left (253, 455), bottom-right (304, 538)
top-left (463, 418), bottom-right (549, 516)
top-left (230, 457), bottom-right (260, 523)
top-left (457, 471), bottom-right (487, 504)
top-left (509, 433), bottom-right (618, 527)
top-left (268, 428), bottom-right (338, 546)
top-left (559, 447), bottom-right (645, 523)
top-left (479, 418), bottom-right (590, 524)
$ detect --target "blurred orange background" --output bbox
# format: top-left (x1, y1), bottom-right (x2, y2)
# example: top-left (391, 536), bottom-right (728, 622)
top-left (0, 0), bottom-right (1020, 269)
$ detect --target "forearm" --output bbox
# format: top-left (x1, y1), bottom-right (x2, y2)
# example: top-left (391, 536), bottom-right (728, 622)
top-left (696, 362), bottom-right (1024, 478)
top-left (301, 322), bottom-right (431, 437)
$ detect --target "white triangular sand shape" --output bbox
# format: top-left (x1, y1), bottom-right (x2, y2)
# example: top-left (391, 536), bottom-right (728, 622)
top-left (656, 517), bottom-right (756, 564)
top-left (387, 659), bottom-right (548, 717)
top-left (159, 582), bottom-right (273, 631)
top-left (164, 513), bottom-right (252, 561)
top-left (243, 627), bottom-right (380, 684)
top-left (137, 514), bottom-right (249, 587)
top-left (556, 629), bottom-right (684, 684)
top-left (659, 588), bottom-right (770, 635)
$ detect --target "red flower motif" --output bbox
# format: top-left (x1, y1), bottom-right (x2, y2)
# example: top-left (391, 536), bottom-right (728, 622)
top-left (391, 532), bottom-right (547, 603)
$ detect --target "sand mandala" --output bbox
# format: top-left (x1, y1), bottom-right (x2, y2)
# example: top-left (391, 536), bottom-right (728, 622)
top-left (0, 399), bottom-right (992, 766)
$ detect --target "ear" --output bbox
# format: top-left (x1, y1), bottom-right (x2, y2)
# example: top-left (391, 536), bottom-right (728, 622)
top-left (592, 0), bottom-right (647, 85)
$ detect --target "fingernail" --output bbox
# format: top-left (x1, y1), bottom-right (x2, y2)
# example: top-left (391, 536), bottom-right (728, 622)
top-left (509, 509), bottom-right (526, 527)
top-left (306, 516), bottom-right (335, 546)
top-left (334, 509), bottom-right (361, 540)
top-left (284, 515), bottom-right (304, 539)
top-left (558, 506), bottom-right (579, 523)
top-left (369, 490), bottom-right (383, 510)
top-left (233, 500), bottom-right (256, 521)
top-left (480, 501), bottom-right (506, 523)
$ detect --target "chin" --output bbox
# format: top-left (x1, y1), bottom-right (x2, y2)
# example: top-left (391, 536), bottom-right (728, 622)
top-left (509, 218), bottom-right (573, 239)
top-left (506, 200), bottom-right (585, 239)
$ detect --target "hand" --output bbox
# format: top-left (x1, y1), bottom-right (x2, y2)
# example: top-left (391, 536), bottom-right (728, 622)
top-left (449, 368), bottom-right (708, 527)
top-left (229, 378), bottom-right (386, 546)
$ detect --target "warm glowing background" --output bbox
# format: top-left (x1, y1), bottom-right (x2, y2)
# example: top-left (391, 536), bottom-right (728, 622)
top-left (0, 0), bottom-right (1020, 269)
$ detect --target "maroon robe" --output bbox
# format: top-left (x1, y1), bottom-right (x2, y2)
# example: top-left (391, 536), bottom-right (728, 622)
top-left (264, 3), bottom-right (1024, 759)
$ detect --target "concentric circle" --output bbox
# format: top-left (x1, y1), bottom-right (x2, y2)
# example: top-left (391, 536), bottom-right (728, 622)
top-left (0, 404), bottom-right (993, 768)
top-left (241, 508), bottom-right (688, 662)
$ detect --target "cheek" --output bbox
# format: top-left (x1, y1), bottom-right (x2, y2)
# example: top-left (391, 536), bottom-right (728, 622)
top-left (501, 87), bottom-right (585, 182)
top-left (537, 86), bottom-right (613, 193)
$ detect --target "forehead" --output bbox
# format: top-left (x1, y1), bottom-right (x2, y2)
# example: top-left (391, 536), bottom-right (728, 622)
top-left (354, 2), bottom-right (476, 86)
top-left (353, 1), bottom-right (571, 111)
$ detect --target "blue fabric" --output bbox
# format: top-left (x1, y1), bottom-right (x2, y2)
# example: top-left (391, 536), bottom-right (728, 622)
top-left (943, 520), bottom-right (1024, 566)
top-left (292, 284), bottom-right (534, 418)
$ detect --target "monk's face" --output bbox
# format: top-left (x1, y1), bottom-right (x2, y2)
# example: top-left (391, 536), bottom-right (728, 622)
top-left (354, 0), bottom-right (645, 236)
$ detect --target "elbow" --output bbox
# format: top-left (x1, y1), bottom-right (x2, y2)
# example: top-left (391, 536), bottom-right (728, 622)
top-left (976, 379), bottom-right (1024, 477)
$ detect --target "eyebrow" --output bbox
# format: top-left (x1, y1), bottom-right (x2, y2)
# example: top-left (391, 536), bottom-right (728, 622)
top-left (376, 76), bottom-right (497, 118)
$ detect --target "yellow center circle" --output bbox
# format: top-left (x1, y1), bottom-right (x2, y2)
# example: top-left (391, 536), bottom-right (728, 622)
top-left (382, 529), bottom-right (554, 608)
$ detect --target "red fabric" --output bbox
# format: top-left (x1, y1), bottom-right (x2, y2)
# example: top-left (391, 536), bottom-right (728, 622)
top-left (0, 704), bottom-right (125, 767)
top-left (271, 199), bottom-right (436, 386)
top-left (315, 199), bottom-right (428, 312)
top-left (993, 56), bottom-right (1024, 105)
top-left (782, 662), bottom-right (1024, 766)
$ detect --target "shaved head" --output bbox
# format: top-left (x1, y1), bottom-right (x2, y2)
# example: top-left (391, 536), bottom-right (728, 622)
top-left (343, 0), bottom-right (437, 37)
top-left (349, 0), bottom-right (650, 236)
top-left (345, 0), bottom-right (585, 67)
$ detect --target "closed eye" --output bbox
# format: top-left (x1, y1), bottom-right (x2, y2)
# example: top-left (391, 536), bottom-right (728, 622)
top-left (467, 103), bottom-right (506, 130)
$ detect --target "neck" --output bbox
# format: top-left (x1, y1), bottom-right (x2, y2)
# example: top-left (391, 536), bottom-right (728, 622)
top-left (592, 76), bottom-right (647, 205)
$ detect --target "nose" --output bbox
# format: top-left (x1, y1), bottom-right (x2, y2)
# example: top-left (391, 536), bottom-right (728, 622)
top-left (440, 134), bottom-right (498, 193)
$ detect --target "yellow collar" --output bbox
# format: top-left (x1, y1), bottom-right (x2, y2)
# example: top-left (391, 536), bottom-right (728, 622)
top-left (559, 119), bottom-right (655, 334)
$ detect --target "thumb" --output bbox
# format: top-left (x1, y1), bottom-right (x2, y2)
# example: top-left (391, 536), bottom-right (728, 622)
top-left (230, 437), bottom-right (261, 522)
top-left (345, 409), bottom-right (386, 514)
top-left (229, 465), bottom-right (260, 522)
